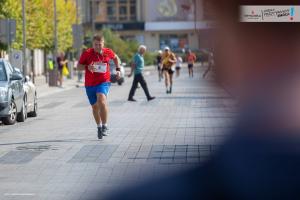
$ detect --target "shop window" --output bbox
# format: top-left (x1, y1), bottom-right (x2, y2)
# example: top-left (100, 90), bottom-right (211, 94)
top-left (159, 34), bottom-right (189, 51)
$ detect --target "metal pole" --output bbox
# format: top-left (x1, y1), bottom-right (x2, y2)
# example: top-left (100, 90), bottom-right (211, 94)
top-left (91, 0), bottom-right (95, 36)
top-left (22, 0), bottom-right (26, 75)
top-left (76, 0), bottom-right (80, 58)
top-left (6, 20), bottom-right (10, 54)
top-left (49, 0), bottom-right (58, 86)
top-left (76, 0), bottom-right (79, 25)
top-left (54, 0), bottom-right (58, 63)
top-left (193, 0), bottom-right (197, 33)
top-left (193, 0), bottom-right (201, 51)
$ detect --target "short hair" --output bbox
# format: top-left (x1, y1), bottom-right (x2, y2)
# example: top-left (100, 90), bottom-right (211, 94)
top-left (138, 45), bottom-right (147, 51)
top-left (93, 34), bottom-right (104, 41)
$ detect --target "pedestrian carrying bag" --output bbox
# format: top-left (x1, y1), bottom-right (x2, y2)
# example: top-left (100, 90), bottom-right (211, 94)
top-left (62, 64), bottom-right (69, 77)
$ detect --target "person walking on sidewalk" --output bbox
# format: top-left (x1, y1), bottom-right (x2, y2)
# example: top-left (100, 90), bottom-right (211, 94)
top-left (57, 52), bottom-right (68, 87)
top-left (186, 49), bottom-right (196, 78)
top-left (128, 45), bottom-right (155, 102)
top-left (156, 50), bottom-right (163, 82)
top-left (175, 55), bottom-right (183, 77)
top-left (162, 46), bottom-right (177, 94)
top-left (77, 35), bottom-right (120, 140)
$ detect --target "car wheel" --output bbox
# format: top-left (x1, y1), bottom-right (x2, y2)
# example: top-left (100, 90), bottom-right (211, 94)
top-left (118, 78), bottom-right (124, 86)
top-left (17, 98), bottom-right (27, 122)
top-left (2, 99), bottom-right (17, 125)
top-left (28, 94), bottom-right (37, 117)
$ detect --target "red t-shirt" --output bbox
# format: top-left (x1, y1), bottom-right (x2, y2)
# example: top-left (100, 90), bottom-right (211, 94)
top-left (79, 48), bottom-right (116, 86)
top-left (187, 53), bottom-right (196, 64)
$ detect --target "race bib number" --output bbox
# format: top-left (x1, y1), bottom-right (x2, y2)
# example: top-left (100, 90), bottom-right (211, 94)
top-left (94, 62), bottom-right (107, 73)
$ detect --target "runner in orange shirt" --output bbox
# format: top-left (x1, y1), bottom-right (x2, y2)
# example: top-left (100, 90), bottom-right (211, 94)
top-left (186, 49), bottom-right (197, 78)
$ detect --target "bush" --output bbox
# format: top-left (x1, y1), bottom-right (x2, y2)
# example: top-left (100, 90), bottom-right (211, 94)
top-left (102, 29), bottom-right (138, 65)
top-left (144, 52), bottom-right (156, 66)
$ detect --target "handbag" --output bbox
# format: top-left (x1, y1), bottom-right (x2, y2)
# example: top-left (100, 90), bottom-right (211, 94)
top-left (62, 64), bottom-right (69, 77)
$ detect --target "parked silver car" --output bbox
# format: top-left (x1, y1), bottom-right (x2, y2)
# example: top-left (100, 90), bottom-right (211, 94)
top-left (110, 55), bottom-right (126, 85)
top-left (0, 59), bottom-right (37, 125)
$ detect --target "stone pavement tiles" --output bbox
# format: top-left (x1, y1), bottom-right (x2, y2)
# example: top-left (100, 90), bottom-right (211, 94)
top-left (0, 65), bottom-right (236, 200)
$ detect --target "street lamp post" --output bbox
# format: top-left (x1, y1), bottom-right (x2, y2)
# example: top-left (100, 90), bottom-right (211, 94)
top-left (49, 0), bottom-right (58, 86)
top-left (76, 0), bottom-right (80, 57)
top-left (54, 0), bottom-right (58, 63)
top-left (22, 0), bottom-right (26, 75)
top-left (91, 0), bottom-right (95, 36)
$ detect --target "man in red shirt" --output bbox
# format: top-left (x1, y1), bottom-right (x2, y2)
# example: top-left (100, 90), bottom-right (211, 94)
top-left (77, 35), bottom-right (120, 140)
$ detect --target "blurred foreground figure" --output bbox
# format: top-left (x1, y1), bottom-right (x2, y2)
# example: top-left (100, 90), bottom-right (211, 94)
top-left (90, 0), bottom-right (300, 199)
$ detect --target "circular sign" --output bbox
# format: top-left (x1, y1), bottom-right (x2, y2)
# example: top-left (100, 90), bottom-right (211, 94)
top-left (14, 53), bottom-right (20, 60)
top-left (157, 0), bottom-right (178, 17)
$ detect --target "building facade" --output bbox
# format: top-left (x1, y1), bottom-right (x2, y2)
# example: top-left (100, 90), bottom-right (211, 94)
top-left (80, 0), bottom-right (215, 52)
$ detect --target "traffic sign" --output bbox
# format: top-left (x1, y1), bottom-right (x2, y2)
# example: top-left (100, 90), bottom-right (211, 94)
top-left (0, 19), bottom-right (16, 45)
top-left (9, 50), bottom-right (23, 70)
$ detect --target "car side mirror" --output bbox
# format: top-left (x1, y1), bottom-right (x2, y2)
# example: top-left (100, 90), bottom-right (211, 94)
top-left (10, 73), bottom-right (23, 81)
top-left (25, 75), bottom-right (31, 82)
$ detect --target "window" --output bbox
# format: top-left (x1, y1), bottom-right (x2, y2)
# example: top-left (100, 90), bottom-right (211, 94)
top-left (96, 1), bottom-right (101, 16)
top-left (119, 5), bottom-right (127, 20)
top-left (105, 0), bottom-right (136, 22)
top-left (119, 6), bottom-right (127, 15)
top-left (107, 0), bottom-right (117, 21)
top-left (160, 34), bottom-right (189, 51)
top-left (0, 62), bottom-right (7, 81)
top-left (5, 61), bottom-right (14, 74)
top-left (128, 0), bottom-right (136, 21)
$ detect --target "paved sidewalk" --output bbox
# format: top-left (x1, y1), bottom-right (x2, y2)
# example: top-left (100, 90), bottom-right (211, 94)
top-left (36, 77), bottom-right (83, 98)
top-left (35, 65), bottom-right (156, 98)
top-left (0, 63), bottom-right (236, 200)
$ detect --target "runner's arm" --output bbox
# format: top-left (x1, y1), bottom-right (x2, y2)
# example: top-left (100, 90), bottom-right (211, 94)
top-left (169, 54), bottom-right (177, 64)
top-left (112, 56), bottom-right (120, 71)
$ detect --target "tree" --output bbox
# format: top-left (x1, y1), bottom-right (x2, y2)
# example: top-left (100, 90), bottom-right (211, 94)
top-left (0, 0), bottom-right (76, 53)
top-left (0, 0), bottom-right (22, 50)
top-left (101, 29), bottom-right (155, 66)
top-left (26, 0), bottom-right (50, 49)
top-left (56, 0), bottom-right (76, 52)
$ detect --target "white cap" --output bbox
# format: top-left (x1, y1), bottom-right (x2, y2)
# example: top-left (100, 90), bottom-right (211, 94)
top-left (164, 46), bottom-right (170, 51)
top-left (158, 50), bottom-right (162, 54)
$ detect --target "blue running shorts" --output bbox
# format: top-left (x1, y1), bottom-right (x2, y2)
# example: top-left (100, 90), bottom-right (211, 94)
top-left (85, 82), bottom-right (111, 105)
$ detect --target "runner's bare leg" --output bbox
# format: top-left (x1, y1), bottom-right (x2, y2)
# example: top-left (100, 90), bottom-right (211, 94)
top-left (164, 70), bottom-right (169, 89)
top-left (92, 103), bottom-right (101, 125)
top-left (97, 93), bottom-right (108, 124)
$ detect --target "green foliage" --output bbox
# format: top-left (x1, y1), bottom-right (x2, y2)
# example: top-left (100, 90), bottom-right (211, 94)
top-left (0, 0), bottom-right (22, 49)
top-left (144, 52), bottom-right (156, 66)
top-left (102, 29), bottom-right (137, 64)
top-left (0, 0), bottom-right (76, 52)
top-left (57, 0), bottom-right (76, 52)
top-left (101, 29), bottom-right (155, 66)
